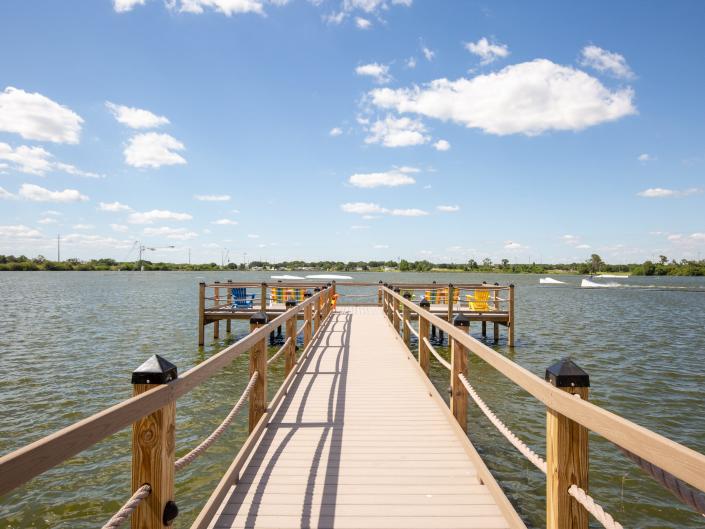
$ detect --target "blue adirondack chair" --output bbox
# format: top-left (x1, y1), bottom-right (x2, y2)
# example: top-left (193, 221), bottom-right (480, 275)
top-left (231, 287), bottom-right (255, 309)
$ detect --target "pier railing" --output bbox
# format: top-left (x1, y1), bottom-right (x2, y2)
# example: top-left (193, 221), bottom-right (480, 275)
top-left (381, 285), bottom-right (705, 529)
top-left (0, 286), bottom-right (334, 529)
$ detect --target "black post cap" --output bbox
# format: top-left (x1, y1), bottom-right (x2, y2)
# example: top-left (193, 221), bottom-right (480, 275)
top-left (545, 358), bottom-right (590, 388)
top-left (510, 283), bottom-right (515, 288)
top-left (304, 290), bottom-right (313, 298)
top-left (403, 292), bottom-right (412, 299)
top-left (394, 287), bottom-right (401, 293)
top-left (132, 354), bottom-right (178, 384)
top-left (482, 281), bottom-right (487, 284)
top-left (379, 280), bottom-right (383, 284)
top-left (453, 313), bottom-right (470, 327)
top-left (314, 287), bottom-right (321, 292)
top-left (285, 299), bottom-right (297, 308)
top-left (420, 298), bottom-right (430, 309)
top-left (383, 282), bottom-right (388, 287)
top-left (163, 500), bottom-right (179, 526)
top-left (327, 282), bottom-right (332, 286)
top-left (432, 280), bottom-right (437, 284)
top-left (250, 311), bottom-right (268, 325)
top-left (494, 282), bottom-right (499, 286)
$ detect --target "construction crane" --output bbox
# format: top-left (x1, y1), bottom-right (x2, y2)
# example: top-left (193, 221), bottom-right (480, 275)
top-left (131, 241), bottom-right (176, 271)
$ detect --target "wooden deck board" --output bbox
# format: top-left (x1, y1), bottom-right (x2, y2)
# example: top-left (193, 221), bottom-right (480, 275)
top-left (208, 307), bottom-right (514, 529)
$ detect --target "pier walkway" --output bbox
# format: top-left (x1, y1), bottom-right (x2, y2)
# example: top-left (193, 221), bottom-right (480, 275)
top-left (209, 307), bottom-right (514, 529)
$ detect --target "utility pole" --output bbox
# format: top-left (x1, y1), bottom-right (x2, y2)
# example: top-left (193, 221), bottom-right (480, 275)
top-left (57, 233), bottom-right (61, 262)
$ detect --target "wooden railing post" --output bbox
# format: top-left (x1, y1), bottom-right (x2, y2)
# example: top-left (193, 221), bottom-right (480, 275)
top-left (304, 294), bottom-right (313, 348)
top-left (402, 292), bottom-right (411, 345)
top-left (493, 282), bottom-right (500, 343)
top-left (285, 300), bottom-right (297, 375)
top-left (131, 355), bottom-right (178, 529)
top-left (451, 314), bottom-right (469, 432)
top-left (314, 288), bottom-right (322, 330)
top-left (508, 283), bottom-right (515, 347)
top-left (248, 312), bottom-right (268, 432)
top-left (447, 283), bottom-right (454, 323)
top-left (392, 288), bottom-right (401, 333)
top-left (418, 298), bottom-right (430, 374)
top-left (213, 281), bottom-right (220, 340)
top-left (225, 279), bottom-right (232, 334)
top-left (546, 359), bottom-right (590, 529)
top-left (198, 282), bottom-right (205, 346)
top-left (378, 281), bottom-right (383, 306)
top-left (260, 282), bottom-right (267, 311)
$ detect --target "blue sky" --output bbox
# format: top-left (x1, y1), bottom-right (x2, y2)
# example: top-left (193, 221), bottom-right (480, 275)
top-left (1, 0), bottom-right (704, 264)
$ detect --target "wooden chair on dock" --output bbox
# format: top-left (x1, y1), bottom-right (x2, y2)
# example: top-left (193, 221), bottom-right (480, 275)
top-left (271, 287), bottom-right (305, 305)
top-left (425, 287), bottom-right (459, 305)
top-left (467, 289), bottom-right (491, 312)
top-left (230, 287), bottom-right (255, 309)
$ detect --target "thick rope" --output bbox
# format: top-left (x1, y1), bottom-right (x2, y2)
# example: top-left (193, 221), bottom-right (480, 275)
top-left (101, 484), bottom-right (151, 529)
top-left (458, 374), bottom-right (546, 473)
top-left (405, 320), bottom-right (419, 338)
top-left (423, 337), bottom-right (450, 370)
top-left (174, 372), bottom-right (258, 471)
top-left (267, 337), bottom-right (291, 366)
top-left (296, 323), bottom-right (307, 336)
top-left (568, 485), bottom-right (625, 529)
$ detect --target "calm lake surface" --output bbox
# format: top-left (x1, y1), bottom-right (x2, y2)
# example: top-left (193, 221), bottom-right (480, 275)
top-left (1, 271), bottom-right (704, 529)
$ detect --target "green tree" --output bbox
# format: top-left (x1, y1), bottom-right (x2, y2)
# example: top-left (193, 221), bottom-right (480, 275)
top-left (588, 254), bottom-right (604, 273)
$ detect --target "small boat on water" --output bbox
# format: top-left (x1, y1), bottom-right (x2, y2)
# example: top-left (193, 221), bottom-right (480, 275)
top-left (305, 274), bottom-right (353, 280)
top-left (581, 278), bottom-right (621, 288)
top-left (271, 274), bottom-right (306, 280)
top-left (597, 274), bottom-right (630, 278)
top-left (539, 277), bottom-right (565, 284)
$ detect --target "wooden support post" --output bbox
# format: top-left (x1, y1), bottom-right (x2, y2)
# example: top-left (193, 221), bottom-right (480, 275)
top-left (447, 284), bottom-right (454, 324)
top-left (546, 359), bottom-right (590, 529)
top-left (451, 314), bottom-right (469, 432)
top-left (418, 299), bottom-right (431, 374)
top-left (131, 355), bottom-right (178, 529)
top-left (304, 301), bottom-right (312, 348)
top-left (378, 282), bottom-right (383, 306)
top-left (392, 298), bottom-right (400, 333)
top-left (248, 312), bottom-right (268, 432)
top-left (315, 289), bottom-right (322, 330)
top-left (482, 321), bottom-right (487, 337)
top-left (225, 280), bottom-right (232, 334)
top-left (213, 282), bottom-right (220, 340)
top-left (493, 283), bottom-right (499, 344)
top-left (508, 284), bottom-right (515, 347)
top-left (402, 298), bottom-right (411, 346)
top-left (285, 300), bottom-right (297, 376)
top-left (198, 282), bottom-right (205, 346)
top-left (260, 282), bottom-right (267, 311)
top-left (493, 323), bottom-right (499, 343)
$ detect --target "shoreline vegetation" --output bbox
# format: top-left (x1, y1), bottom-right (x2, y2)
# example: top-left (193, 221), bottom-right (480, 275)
top-left (0, 253), bottom-right (703, 276)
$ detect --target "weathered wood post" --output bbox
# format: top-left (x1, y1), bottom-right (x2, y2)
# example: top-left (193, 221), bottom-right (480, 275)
top-left (402, 292), bottom-right (412, 346)
top-left (314, 288), bottom-right (322, 330)
top-left (260, 282), bottom-right (267, 311)
top-left (213, 281), bottom-right (220, 340)
top-left (225, 279), bottom-right (232, 334)
top-left (508, 284), bottom-right (515, 347)
top-left (545, 359), bottom-right (590, 529)
top-left (248, 312), bottom-right (268, 432)
top-left (451, 314), bottom-right (469, 432)
top-left (447, 283), bottom-right (454, 323)
top-left (418, 298), bottom-right (431, 374)
top-left (493, 282), bottom-right (500, 343)
top-left (392, 288), bottom-right (401, 333)
top-left (198, 282), bottom-right (205, 346)
top-left (303, 290), bottom-right (313, 348)
top-left (131, 355), bottom-right (179, 529)
top-left (378, 280), bottom-right (383, 306)
top-left (285, 299), bottom-right (297, 375)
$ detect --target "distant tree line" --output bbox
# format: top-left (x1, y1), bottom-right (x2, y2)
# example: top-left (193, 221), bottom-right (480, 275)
top-left (0, 253), bottom-right (703, 276)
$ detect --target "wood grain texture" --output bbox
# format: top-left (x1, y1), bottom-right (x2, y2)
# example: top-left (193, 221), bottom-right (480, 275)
top-left (249, 322), bottom-right (267, 433)
top-left (132, 383), bottom-right (175, 529)
top-left (418, 316), bottom-right (430, 374)
top-left (450, 337), bottom-right (468, 432)
top-left (285, 316), bottom-right (296, 376)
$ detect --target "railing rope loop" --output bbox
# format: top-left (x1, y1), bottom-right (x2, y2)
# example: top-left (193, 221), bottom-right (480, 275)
top-left (568, 485), bottom-right (625, 529)
top-left (101, 484), bottom-right (151, 529)
top-left (423, 337), bottom-right (450, 371)
top-left (267, 337), bottom-right (291, 366)
top-left (174, 371), bottom-right (259, 471)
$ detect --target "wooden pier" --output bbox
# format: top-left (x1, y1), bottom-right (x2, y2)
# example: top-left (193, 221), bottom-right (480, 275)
top-left (1, 284), bottom-right (705, 529)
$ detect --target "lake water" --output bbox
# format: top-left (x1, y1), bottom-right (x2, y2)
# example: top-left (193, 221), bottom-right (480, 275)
top-left (1, 271), bottom-right (704, 529)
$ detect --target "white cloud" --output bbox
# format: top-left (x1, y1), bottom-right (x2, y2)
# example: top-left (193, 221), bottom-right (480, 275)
top-left (561, 234), bottom-right (579, 245)
top-left (18, 183), bottom-right (88, 203)
top-left (638, 153), bottom-right (655, 162)
top-left (124, 132), bottom-right (187, 168)
top-left (351, 225), bottom-right (370, 230)
top-left (373, 244), bottom-right (389, 248)
top-left (329, 127), bottom-right (343, 137)
top-left (247, 233), bottom-right (260, 238)
top-left (422, 46), bottom-right (435, 61)
top-left (106, 101), bottom-right (170, 129)
top-left (194, 194), bottom-right (230, 201)
top-left (504, 240), bottom-right (526, 250)
top-left (355, 63), bottom-right (392, 84)
top-left (110, 224), bottom-right (129, 232)
top-left (344, 0), bottom-right (412, 13)
top-left (576, 244), bottom-right (591, 249)
top-left (99, 201), bottom-right (132, 212)
top-left (369, 59), bottom-right (636, 136)
top-left (38, 217), bottom-right (58, 225)
top-left (580, 45), bottom-right (634, 79)
top-left (143, 226), bottom-right (198, 240)
top-left (0, 142), bottom-right (101, 177)
top-left (62, 233), bottom-right (133, 248)
top-left (364, 115), bottom-right (429, 147)
top-left (355, 16), bottom-right (371, 29)
top-left (113, 0), bottom-right (145, 12)
top-left (406, 57), bottom-right (417, 69)
top-left (433, 139), bottom-right (450, 151)
top-left (389, 208), bottom-right (428, 216)
top-left (42, 210), bottom-right (62, 216)
top-left (212, 219), bottom-right (238, 225)
top-left (202, 242), bottom-right (220, 248)
top-left (465, 37), bottom-right (509, 65)
top-left (72, 224), bottom-right (94, 230)
top-left (0, 187), bottom-right (15, 200)
top-left (0, 225), bottom-right (43, 239)
top-left (128, 209), bottom-right (192, 224)
top-left (436, 204), bottom-right (459, 212)
top-left (171, 0), bottom-right (266, 16)
top-left (323, 11), bottom-right (346, 24)
top-left (637, 187), bottom-right (702, 198)
top-left (349, 166), bottom-right (418, 188)
top-left (341, 202), bottom-right (386, 214)
top-left (0, 87), bottom-right (83, 144)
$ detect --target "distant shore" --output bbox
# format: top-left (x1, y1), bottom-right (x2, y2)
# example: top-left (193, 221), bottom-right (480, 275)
top-left (1, 255), bottom-right (703, 276)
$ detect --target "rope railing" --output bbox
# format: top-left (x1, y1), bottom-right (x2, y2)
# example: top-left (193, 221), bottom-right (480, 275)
top-left (296, 322), bottom-right (307, 336)
top-left (174, 372), bottom-right (259, 471)
top-left (267, 338), bottom-right (290, 366)
top-left (423, 337), bottom-right (450, 370)
top-left (405, 319), bottom-right (419, 338)
top-left (101, 484), bottom-right (151, 529)
top-left (457, 374), bottom-right (625, 529)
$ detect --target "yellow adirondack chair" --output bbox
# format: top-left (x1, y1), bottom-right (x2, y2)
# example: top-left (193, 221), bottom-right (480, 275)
top-left (467, 290), bottom-right (491, 311)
